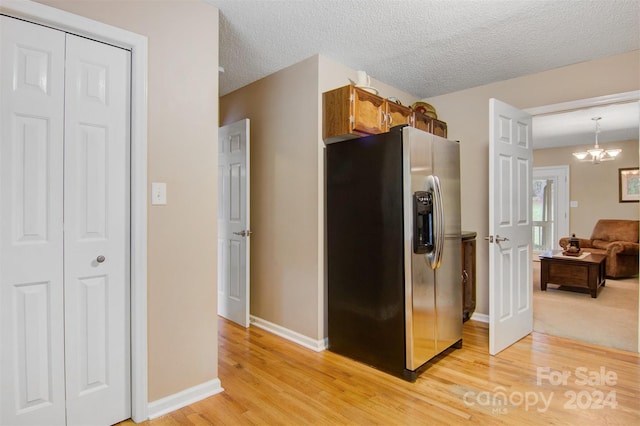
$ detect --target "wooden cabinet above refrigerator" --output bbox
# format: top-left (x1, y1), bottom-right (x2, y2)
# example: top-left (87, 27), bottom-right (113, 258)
top-left (322, 84), bottom-right (447, 143)
top-left (412, 110), bottom-right (448, 138)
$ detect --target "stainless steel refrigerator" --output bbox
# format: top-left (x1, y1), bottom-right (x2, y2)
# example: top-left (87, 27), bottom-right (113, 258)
top-left (326, 125), bottom-right (462, 381)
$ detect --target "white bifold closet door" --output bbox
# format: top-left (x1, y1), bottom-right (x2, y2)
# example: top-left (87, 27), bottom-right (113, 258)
top-left (0, 16), bottom-right (131, 426)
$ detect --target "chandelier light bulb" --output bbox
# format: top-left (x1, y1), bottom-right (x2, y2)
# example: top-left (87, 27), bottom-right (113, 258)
top-left (572, 152), bottom-right (588, 160)
top-left (606, 149), bottom-right (621, 158)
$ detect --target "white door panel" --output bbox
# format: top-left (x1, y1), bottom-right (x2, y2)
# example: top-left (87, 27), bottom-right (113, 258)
top-left (64, 34), bottom-right (130, 426)
top-left (1, 17), bottom-right (131, 426)
top-left (0, 16), bottom-right (66, 426)
top-left (489, 98), bottom-right (533, 355)
top-left (218, 119), bottom-right (250, 327)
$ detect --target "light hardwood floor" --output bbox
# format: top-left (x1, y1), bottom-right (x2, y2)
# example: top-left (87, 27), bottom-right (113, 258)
top-left (125, 318), bottom-right (640, 425)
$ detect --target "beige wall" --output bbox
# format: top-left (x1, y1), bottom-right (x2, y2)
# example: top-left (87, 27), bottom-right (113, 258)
top-left (36, 0), bottom-right (220, 401)
top-left (534, 139), bottom-right (639, 238)
top-left (318, 55), bottom-right (420, 116)
top-left (221, 56), bottom-right (322, 339)
top-left (318, 56), bottom-right (420, 107)
top-left (221, 54), bottom-right (419, 341)
top-left (425, 50), bottom-right (640, 316)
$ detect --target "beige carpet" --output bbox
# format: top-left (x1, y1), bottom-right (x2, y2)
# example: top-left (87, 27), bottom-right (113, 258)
top-left (533, 260), bottom-right (639, 352)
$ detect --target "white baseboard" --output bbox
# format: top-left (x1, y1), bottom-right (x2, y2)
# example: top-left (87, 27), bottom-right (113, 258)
top-left (147, 378), bottom-right (224, 420)
top-left (250, 315), bottom-right (327, 352)
top-left (470, 312), bottom-right (489, 323)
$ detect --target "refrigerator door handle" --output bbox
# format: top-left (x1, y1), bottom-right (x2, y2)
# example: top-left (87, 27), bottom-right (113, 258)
top-left (433, 175), bottom-right (445, 269)
top-left (426, 175), bottom-right (445, 269)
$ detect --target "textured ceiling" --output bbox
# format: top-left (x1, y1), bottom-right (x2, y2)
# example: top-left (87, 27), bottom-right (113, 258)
top-left (207, 0), bottom-right (639, 99)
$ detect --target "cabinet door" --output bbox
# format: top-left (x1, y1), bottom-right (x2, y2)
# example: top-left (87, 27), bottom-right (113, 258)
top-left (413, 112), bottom-right (448, 138)
top-left (413, 111), bottom-right (433, 132)
top-left (385, 102), bottom-right (412, 130)
top-left (352, 87), bottom-right (385, 135)
top-left (462, 238), bottom-right (476, 322)
top-left (432, 118), bottom-right (448, 138)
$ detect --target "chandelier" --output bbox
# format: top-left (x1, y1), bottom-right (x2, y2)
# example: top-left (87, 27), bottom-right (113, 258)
top-left (572, 117), bottom-right (621, 164)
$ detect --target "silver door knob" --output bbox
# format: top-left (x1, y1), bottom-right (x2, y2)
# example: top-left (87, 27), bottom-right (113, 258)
top-left (96, 255), bottom-right (106, 263)
top-left (495, 235), bottom-right (509, 242)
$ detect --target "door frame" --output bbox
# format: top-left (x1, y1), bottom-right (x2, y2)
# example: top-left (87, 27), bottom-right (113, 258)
top-left (525, 91), bottom-right (640, 354)
top-left (0, 0), bottom-right (149, 421)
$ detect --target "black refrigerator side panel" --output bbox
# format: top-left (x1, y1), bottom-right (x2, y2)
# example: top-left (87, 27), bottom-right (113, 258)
top-left (326, 131), bottom-right (405, 377)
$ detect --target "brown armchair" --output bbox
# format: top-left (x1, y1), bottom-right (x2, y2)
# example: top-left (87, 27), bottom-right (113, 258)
top-left (559, 219), bottom-right (639, 278)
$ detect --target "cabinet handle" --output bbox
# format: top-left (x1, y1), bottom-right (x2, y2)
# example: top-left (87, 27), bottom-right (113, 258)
top-left (387, 113), bottom-right (393, 126)
top-left (380, 110), bottom-right (386, 126)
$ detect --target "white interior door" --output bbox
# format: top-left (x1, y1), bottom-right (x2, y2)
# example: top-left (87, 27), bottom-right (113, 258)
top-left (63, 34), bottom-right (131, 426)
top-left (489, 98), bottom-right (533, 355)
top-left (218, 119), bottom-right (251, 327)
top-left (0, 16), bottom-right (67, 426)
top-left (0, 16), bottom-right (131, 426)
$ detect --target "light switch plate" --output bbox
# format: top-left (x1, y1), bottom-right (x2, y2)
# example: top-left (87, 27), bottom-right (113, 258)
top-left (151, 182), bottom-right (167, 205)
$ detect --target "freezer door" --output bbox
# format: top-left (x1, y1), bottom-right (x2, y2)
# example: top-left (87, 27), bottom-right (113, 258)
top-left (327, 130), bottom-right (407, 377)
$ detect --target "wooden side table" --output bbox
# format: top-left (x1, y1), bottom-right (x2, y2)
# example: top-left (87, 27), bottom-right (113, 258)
top-left (539, 251), bottom-right (606, 298)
